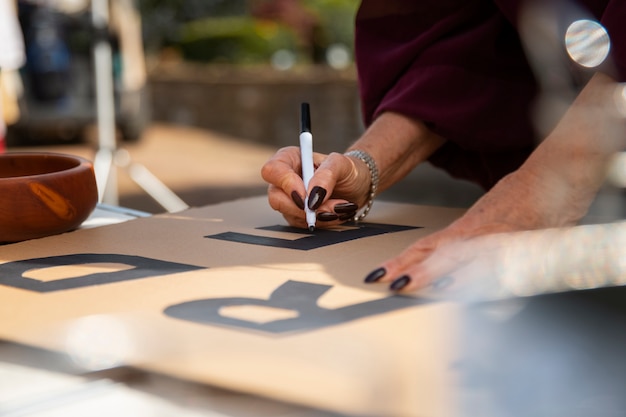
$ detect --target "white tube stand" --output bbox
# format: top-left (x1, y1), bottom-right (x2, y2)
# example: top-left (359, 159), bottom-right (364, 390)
top-left (91, 0), bottom-right (188, 212)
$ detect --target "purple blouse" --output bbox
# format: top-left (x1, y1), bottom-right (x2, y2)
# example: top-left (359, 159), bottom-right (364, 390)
top-left (355, 0), bottom-right (625, 189)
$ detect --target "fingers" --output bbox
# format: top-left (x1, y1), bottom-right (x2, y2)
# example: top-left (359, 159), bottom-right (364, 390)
top-left (305, 152), bottom-right (365, 226)
top-left (262, 148), bottom-right (363, 229)
top-left (386, 239), bottom-right (474, 292)
top-left (262, 147), bottom-right (311, 228)
top-left (267, 184), bottom-right (308, 228)
top-left (315, 201), bottom-right (359, 224)
top-left (261, 146), bottom-right (306, 205)
top-left (362, 233), bottom-right (444, 289)
top-left (315, 152), bottom-right (370, 206)
top-left (362, 225), bottom-right (479, 293)
top-left (363, 223), bottom-right (523, 294)
top-left (301, 152), bottom-right (369, 226)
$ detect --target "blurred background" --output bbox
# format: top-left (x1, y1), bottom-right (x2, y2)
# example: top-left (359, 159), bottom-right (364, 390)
top-left (1, 0), bottom-right (490, 214)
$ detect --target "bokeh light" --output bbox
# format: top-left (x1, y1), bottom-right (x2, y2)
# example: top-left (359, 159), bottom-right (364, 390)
top-left (270, 49), bottom-right (295, 70)
top-left (326, 43), bottom-right (351, 70)
top-left (565, 19), bottom-right (610, 68)
top-left (64, 315), bottom-right (135, 371)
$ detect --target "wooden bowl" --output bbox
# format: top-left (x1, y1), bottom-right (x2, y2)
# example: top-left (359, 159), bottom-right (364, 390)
top-left (0, 152), bottom-right (98, 243)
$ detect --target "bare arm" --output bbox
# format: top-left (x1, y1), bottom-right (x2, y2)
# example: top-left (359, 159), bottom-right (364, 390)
top-left (345, 111), bottom-right (446, 194)
top-left (369, 72), bottom-right (626, 292)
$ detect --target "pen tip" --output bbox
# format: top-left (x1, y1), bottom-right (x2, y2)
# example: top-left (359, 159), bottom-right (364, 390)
top-left (308, 225), bottom-right (315, 232)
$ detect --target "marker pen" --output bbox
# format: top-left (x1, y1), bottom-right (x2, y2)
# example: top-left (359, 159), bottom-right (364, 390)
top-left (299, 102), bottom-right (316, 231)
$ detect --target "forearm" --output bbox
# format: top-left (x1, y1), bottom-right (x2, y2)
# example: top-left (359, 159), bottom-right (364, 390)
top-left (346, 111), bottom-right (446, 193)
top-left (518, 72), bottom-right (625, 224)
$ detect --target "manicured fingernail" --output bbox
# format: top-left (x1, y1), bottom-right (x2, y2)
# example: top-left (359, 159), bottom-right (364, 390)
top-left (291, 191), bottom-right (305, 210)
top-left (364, 267), bottom-right (387, 283)
top-left (390, 275), bottom-right (411, 291)
top-left (333, 202), bottom-right (358, 214)
top-left (317, 212), bottom-right (338, 222)
top-left (307, 186), bottom-right (327, 210)
top-left (339, 212), bottom-right (356, 221)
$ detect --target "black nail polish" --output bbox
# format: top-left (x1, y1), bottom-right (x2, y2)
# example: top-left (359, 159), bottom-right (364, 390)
top-left (390, 275), bottom-right (411, 291)
top-left (307, 186), bottom-right (327, 210)
top-left (291, 191), bottom-right (305, 210)
top-left (333, 202), bottom-right (359, 214)
top-left (339, 212), bottom-right (356, 221)
top-left (364, 267), bottom-right (387, 283)
top-left (317, 212), bottom-right (338, 221)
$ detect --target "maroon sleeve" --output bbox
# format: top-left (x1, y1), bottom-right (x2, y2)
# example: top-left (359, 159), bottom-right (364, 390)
top-left (355, 0), bottom-right (538, 188)
top-left (354, 0), bottom-right (621, 189)
top-left (592, 0), bottom-right (626, 80)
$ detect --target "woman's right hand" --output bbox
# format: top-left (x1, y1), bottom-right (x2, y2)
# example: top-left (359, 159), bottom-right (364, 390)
top-left (261, 111), bottom-right (447, 229)
top-left (261, 147), bottom-right (372, 229)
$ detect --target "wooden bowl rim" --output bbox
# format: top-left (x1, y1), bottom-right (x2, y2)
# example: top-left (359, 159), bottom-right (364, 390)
top-left (0, 151), bottom-right (93, 181)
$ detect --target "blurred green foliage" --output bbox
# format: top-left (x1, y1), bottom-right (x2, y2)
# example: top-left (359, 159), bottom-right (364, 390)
top-left (138, 0), bottom-right (246, 53)
top-left (303, 0), bottom-right (357, 51)
top-left (178, 16), bottom-right (298, 64)
top-left (138, 0), bottom-right (358, 65)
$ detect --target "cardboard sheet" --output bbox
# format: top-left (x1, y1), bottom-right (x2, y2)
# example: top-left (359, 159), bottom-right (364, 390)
top-left (0, 197), bottom-right (465, 417)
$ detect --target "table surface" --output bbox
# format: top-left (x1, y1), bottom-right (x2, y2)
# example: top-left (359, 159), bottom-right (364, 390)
top-left (0, 203), bottom-right (344, 417)
top-left (3, 198), bottom-right (625, 417)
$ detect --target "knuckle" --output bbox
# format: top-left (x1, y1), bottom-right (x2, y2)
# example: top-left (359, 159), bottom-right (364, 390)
top-left (260, 162), bottom-right (276, 182)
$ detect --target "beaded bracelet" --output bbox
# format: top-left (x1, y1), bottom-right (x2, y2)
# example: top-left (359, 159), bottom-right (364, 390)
top-left (344, 149), bottom-right (379, 222)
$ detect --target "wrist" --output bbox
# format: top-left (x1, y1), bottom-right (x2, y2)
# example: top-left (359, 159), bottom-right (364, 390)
top-left (344, 149), bottom-right (379, 222)
top-left (349, 112), bottom-right (446, 189)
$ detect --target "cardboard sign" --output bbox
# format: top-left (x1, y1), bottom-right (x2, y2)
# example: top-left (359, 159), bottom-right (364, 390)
top-left (0, 197), bottom-right (465, 417)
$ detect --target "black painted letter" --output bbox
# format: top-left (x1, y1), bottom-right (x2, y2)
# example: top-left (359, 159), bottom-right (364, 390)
top-left (0, 253), bottom-right (205, 293)
top-left (164, 280), bottom-right (431, 334)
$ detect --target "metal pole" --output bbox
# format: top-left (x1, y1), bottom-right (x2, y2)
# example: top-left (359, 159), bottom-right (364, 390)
top-left (92, 0), bottom-right (118, 205)
top-left (90, 0), bottom-right (188, 212)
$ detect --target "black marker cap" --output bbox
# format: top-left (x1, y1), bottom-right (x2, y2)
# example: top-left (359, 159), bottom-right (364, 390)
top-left (300, 102), bottom-right (311, 133)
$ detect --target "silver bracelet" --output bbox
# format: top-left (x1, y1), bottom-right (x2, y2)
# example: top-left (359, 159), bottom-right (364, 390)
top-left (344, 149), bottom-right (379, 222)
